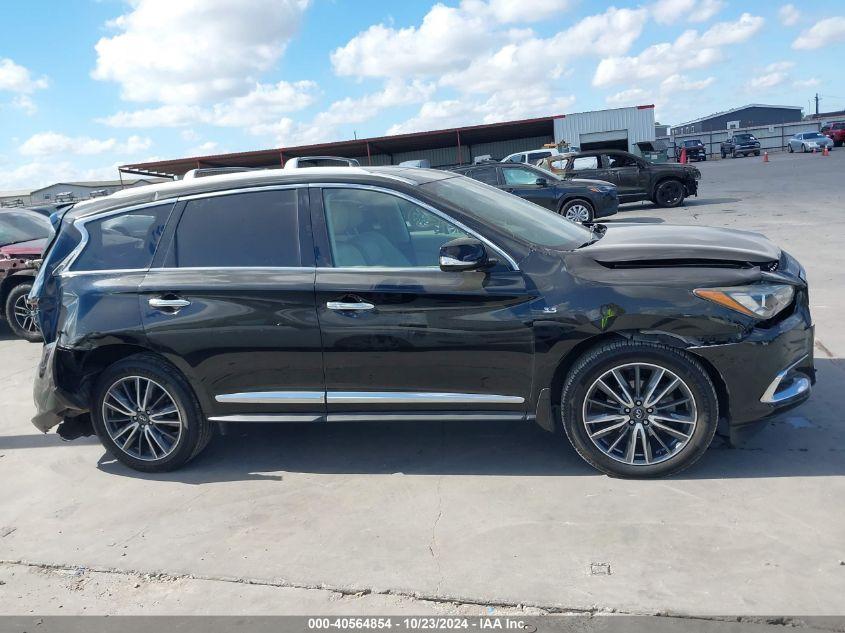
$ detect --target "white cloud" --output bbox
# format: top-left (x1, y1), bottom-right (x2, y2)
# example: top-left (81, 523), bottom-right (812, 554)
top-left (793, 16), bottom-right (845, 50)
top-left (606, 74), bottom-right (714, 117)
top-left (180, 129), bottom-right (200, 142)
top-left (19, 132), bottom-right (152, 157)
top-left (386, 87), bottom-right (575, 135)
top-left (330, 2), bottom-right (493, 79)
top-left (0, 160), bottom-right (123, 191)
top-left (594, 12), bottom-right (764, 87)
top-left (651, 0), bottom-right (724, 25)
top-left (476, 0), bottom-right (572, 23)
top-left (778, 4), bottom-right (800, 26)
top-left (187, 141), bottom-right (220, 155)
top-left (98, 104), bottom-right (206, 128)
top-left (92, 0), bottom-right (310, 104)
top-left (0, 58), bottom-right (48, 94)
top-left (749, 61), bottom-right (795, 90)
top-left (12, 95), bottom-right (37, 115)
top-left (793, 77), bottom-right (820, 88)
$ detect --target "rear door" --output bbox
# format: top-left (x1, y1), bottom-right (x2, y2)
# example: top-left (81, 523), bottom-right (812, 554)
top-left (139, 186), bottom-right (325, 422)
top-left (311, 184), bottom-right (534, 421)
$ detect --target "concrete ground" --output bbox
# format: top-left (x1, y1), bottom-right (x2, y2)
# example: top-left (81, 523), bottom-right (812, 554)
top-left (0, 150), bottom-right (843, 618)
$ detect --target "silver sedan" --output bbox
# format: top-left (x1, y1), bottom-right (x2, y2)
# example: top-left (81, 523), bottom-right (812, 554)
top-left (787, 132), bottom-right (834, 153)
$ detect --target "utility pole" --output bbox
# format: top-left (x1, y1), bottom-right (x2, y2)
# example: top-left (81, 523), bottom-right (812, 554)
top-left (814, 93), bottom-right (820, 116)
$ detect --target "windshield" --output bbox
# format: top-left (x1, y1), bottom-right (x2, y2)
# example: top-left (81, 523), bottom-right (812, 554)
top-left (420, 175), bottom-right (592, 250)
top-left (735, 134), bottom-right (756, 141)
top-left (805, 132), bottom-right (824, 139)
top-left (0, 211), bottom-right (54, 246)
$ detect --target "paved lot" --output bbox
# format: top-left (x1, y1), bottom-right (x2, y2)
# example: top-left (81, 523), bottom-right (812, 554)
top-left (1, 151), bottom-right (844, 617)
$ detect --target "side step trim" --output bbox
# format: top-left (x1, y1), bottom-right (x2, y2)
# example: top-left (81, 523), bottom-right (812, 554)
top-left (209, 414), bottom-right (323, 423)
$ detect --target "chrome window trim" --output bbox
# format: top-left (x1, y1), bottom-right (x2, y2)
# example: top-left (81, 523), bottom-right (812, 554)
top-left (149, 266), bottom-right (315, 273)
top-left (175, 183), bottom-right (305, 202)
top-left (61, 198), bottom-right (180, 276)
top-left (311, 183), bottom-right (520, 271)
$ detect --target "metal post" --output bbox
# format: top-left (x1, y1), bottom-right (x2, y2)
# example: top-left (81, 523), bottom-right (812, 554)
top-left (456, 130), bottom-right (463, 165)
top-left (366, 141), bottom-right (372, 166)
top-left (280, 151), bottom-right (285, 166)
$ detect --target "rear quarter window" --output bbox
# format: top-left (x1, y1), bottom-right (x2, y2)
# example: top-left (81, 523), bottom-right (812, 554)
top-left (71, 204), bottom-right (173, 272)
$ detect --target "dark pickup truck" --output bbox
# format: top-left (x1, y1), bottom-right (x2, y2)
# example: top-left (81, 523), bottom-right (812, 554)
top-left (678, 139), bottom-right (707, 161)
top-left (720, 133), bottom-right (761, 158)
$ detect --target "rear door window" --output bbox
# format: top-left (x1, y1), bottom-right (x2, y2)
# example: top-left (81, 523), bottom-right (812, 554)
top-left (571, 156), bottom-right (599, 171)
top-left (466, 167), bottom-right (499, 185)
top-left (72, 204), bottom-right (172, 272)
top-left (168, 189), bottom-right (300, 268)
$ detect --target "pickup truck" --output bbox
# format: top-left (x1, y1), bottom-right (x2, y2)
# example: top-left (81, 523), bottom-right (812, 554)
top-left (821, 121), bottom-right (845, 147)
top-left (720, 133), bottom-right (761, 158)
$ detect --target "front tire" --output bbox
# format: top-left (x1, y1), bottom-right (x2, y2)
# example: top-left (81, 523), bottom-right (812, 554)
top-left (802, 144), bottom-right (807, 153)
top-left (559, 341), bottom-right (718, 478)
top-left (561, 199), bottom-right (595, 223)
top-left (92, 354), bottom-right (212, 472)
top-left (5, 283), bottom-right (42, 342)
top-left (653, 179), bottom-right (685, 207)
top-left (788, 143), bottom-right (793, 153)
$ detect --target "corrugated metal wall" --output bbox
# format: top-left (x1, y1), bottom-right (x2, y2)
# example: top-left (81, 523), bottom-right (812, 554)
top-left (553, 107), bottom-right (655, 153)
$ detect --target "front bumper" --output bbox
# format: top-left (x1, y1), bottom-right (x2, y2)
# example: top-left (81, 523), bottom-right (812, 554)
top-left (32, 342), bottom-right (89, 433)
top-left (689, 308), bottom-right (815, 434)
top-left (593, 191), bottom-right (619, 218)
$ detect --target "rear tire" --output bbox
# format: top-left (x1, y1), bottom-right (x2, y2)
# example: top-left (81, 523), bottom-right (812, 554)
top-left (788, 144), bottom-right (793, 153)
top-left (4, 283), bottom-right (42, 343)
top-left (802, 144), bottom-right (807, 153)
top-left (92, 353), bottom-right (212, 472)
top-left (559, 341), bottom-right (719, 478)
top-left (754, 150), bottom-right (760, 156)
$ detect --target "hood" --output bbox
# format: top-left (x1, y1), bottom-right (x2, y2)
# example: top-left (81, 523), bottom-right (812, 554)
top-left (649, 162), bottom-right (699, 176)
top-left (0, 238), bottom-right (48, 258)
top-left (580, 224), bottom-right (781, 266)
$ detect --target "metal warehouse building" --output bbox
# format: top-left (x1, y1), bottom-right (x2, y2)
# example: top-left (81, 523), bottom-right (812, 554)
top-left (671, 104), bottom-right (803, 135)
top-left (120, 106), bottom-right (657, 179)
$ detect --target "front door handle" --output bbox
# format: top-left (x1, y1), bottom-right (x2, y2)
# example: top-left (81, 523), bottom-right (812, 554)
top-left (149, 297), bottom-right (191, 310)
top-left (326, 301), bottom-right (375, 311)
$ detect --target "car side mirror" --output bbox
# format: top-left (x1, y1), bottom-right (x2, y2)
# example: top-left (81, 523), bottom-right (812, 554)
top-left (439, 237), bottom-right (492, 272)
top-left (535, 177), bottom-right (548, 187)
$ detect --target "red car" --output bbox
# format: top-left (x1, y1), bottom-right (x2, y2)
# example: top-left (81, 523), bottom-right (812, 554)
top-left (0, 209), bottom-right (53, 341)
top-left (821, 121), bottom-right (845, 147)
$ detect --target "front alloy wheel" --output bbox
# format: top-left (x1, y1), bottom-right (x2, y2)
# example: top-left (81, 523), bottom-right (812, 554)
top-left (562, 199), bottom-right (594, 223)
top-left (4, 283), bottom-right (42, 342)
top-left (560, 341), bottom-right (718, 477)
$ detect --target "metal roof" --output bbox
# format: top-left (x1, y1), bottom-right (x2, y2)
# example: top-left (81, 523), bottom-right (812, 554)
top-left (119, 115), bottom-right (561, 179)
top-left (672, 104), bottom-right (803, 128)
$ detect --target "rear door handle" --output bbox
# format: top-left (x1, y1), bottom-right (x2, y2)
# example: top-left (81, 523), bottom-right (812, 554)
top-left (149, 297), bottom-right (191, 310)
top-left (326, 301), bottom-right (374, 311)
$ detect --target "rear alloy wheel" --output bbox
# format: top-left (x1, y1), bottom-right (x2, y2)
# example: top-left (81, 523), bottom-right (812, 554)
top-left (561, 199), bottom-right (594, 223)
top-left (654, 179), bottom-right (685, 207)
top-left (93, 354), bottom-right (212, 472)
top-left (560, 341), bottom-right (718, 478)
top-left (5, 283), bottom-right (42, 342)
top-left (788, 143), bottom-right (794, 153)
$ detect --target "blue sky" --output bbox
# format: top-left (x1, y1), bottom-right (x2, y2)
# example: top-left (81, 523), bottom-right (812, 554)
top-left (1, 0), bottom-right (844, 189)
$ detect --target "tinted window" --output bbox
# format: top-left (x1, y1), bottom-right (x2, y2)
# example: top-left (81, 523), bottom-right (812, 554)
top-left (323, 188), bottom-right (469, 268)
top-left (572, 156), bottom-right (599, 171)
top-left (72, 204), bottom-right (171, 272)
top-left (466, 167), bottom-right (498, 185)
top-left (527, 151), bottom-right (552, 162)
top-left (0, 211), bottom-right (53, 246)
top-left (502, 167), bottom-right (542, 186)
top-left (171, 190), bottom-right (299, 268)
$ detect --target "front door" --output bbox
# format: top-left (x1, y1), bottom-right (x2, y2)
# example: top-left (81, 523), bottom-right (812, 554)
top-left (140, 187), bottom-right (325, 422)
top-left (499, 166), bottom-right (557, 210)
top-left (311, 185), bottom-right (535, 421)
top-left (603, 153), bottom-right (646, 200)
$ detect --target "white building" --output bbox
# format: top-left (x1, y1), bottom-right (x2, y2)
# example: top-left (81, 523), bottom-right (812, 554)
top-left (27, 179), bottom-right (160, 205)
top-left (553, 105), bottom-right (656, 154)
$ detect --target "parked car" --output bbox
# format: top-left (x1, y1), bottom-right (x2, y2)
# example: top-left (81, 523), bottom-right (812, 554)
top-left (678, 139), bottom-right (707, 161)
top-left (284, 156), bottom-right (360, 169)
top-left (449, 162), bottom-right (618, 222)
top-left (0, 209), bottom-right (53, 341)
top-left (787, 132), bottom-right (834, 153)
top-left (552, 150), bottom-right (700, 207)
top-left (720, 133), bottom-right (761, 158)
top-left (820, 121), bottom-right (845, 147)
top-left (30, 167), bottom-right (813, 478)
top-left (501, 147), bottom-right (579, 164)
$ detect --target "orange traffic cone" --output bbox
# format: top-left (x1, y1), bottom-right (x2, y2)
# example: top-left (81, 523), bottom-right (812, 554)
top-left (679, 147), bottom-right (687, 164)
top-left (763, 151), bottom-right (769, 162)
top-left (823, 146), bottom-right (830, 156)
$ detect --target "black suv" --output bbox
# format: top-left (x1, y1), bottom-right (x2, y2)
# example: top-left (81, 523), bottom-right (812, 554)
top-left (31, 167), bottom-right (813, 477)
top-left (678, 139), bottom-right (707, 161)
top-left (449, 162), bottom-right (618, 222)
top-left (721, 133), bottom-right (761, 158)
top-left (555, 150), bottom-right (700, 207)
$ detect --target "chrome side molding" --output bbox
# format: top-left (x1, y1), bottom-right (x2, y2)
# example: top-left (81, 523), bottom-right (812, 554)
top-left (214, 390), bottom-right (525, 405)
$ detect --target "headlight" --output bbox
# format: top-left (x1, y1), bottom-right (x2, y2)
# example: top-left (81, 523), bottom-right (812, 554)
top-left (694, 283), bottom-right (794, 319)
top-left (587, 185), bottom-right (614, 193)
